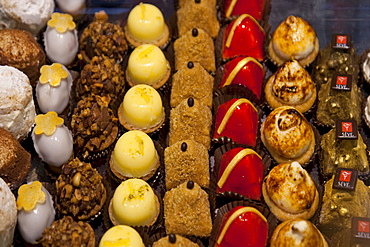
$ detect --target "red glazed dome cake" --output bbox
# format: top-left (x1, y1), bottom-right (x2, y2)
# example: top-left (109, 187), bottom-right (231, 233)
top-left (220, 56), bottom-right (265, 99)
top-left (214, 206), bottom-right (269, 247)
top-left (224, 0), bottom-right (266, 21)
top-left (216, 147), bottom-right (264, 200)
top-left (213, 98), bottom-right (259, 147)
top-left (222, 14), bottom-right (265, 61)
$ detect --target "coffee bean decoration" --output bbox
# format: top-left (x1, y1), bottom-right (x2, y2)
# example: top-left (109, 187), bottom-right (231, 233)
top-left (192, 28), bottom-right (198, 37)
top-left (187, 180), bottom-right (195, 189)
top-left (181, 142), bottom-right (187, 152)
top-left (187, 97), bottom-right (194, 107)
top-left (168, 234), bottom-right (176, 243)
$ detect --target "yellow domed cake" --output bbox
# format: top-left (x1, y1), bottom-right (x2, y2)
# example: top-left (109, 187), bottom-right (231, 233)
top-left (118, 84), bottom-right (165, 133)
top-left (124, 3), bottom-right (170, 48)
top-left (110, 130), bottom-right (160, 180)
top-left (99, 225), bottom-right (145, 247)
top-left (126, 44), bottom-right (171, 89)
top-left (109, 178), bottom-right (160, 227)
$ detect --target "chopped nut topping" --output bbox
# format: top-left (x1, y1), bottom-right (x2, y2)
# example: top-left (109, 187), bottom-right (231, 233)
top-left (40, 216), bottom-right (95, 247)
top-left (56, 158), bottom-right (106, 220)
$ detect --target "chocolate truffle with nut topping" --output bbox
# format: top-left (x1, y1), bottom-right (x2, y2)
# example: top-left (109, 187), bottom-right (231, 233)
top-left (40, 216), bottom-right (95, 247)
top-left (79, 11), bottom-right (128, 63)
top-left (70, 94), bottom-right (119, 160)
top-left (55, 158), bottom-right (107, 220)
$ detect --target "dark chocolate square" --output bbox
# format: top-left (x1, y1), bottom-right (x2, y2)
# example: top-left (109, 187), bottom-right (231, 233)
top-left (331, 34), bottom-right (352, 50)
top-left (331, 74), bottom-right (352, 91)
top-left (336, 119), bottom-right (358, 139)
top-left (351, 217), bottom-right (370, 244)
top-left (333, 168), bottom-right (358, 190)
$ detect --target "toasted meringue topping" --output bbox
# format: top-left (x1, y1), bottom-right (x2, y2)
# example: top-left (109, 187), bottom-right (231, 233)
top-left (271, 60), bottom-right (315, 105)
top-left (265, 162), bottom-right (316, 213)
top-left (217, 148), bottom-right (262, 188)
top-left (217, 207), bottom-right (267, 244)
top-left (217, 98), bottom-right (257, 134)
top-left (262, 106), bottom-right (313, 159)
top-left (271, 16), bottom-right (316, 61)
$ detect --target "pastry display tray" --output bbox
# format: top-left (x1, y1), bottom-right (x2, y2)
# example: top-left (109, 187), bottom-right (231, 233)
top-left (10, 0), bottom-right (370, 246)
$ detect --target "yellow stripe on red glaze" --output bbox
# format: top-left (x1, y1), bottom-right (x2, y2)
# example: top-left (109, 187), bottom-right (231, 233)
top-left (225, 14), bottom-right (264, 48)
top-left (217, 98), bottom-right (258, 134)
top-left (216, 207), bottom-right (267, 244)
top-left (223, 57), bottom-right (263, 87)
top-left (225, 0), bottom-right (238, 18)
top-left (217, 148), bottom-right (262, 188)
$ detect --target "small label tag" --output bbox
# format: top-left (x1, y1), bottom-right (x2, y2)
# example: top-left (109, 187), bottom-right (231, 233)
top-left (332, 34), bottom-right (351, 49)
top-left (333, 168), bottom-right (358, 190)
top-left (352, 217), bottom-right (370, 244)
top-left (336, 120), bottom-right (358, 139)
top-left (331, 74), bottom-right (352, 91)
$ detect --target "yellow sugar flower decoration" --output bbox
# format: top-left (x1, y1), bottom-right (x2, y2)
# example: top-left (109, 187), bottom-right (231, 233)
top-left (39, 63), bottom-right (69, 87)
top-left (34, 111), bottom-right (64, 136)
top-left (47, 12), bottom-right (76, 33)
top-left (17, 181), bottom-right (46, 211)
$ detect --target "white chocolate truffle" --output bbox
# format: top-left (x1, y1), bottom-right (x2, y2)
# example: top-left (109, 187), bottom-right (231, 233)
top-left (16, 181), bottom-right (55, 244)
top-left (127, 3), bottom-right (166, 42)
top-left (0, 65), bottom-right (36, 140)
top-left (99, 225), bottom-right (145, 247)
top-left (44, 13), bottom-right (78, 66)
top-left (126, 44), bottom-right (170, 87)
top-left (111, 130), bottom-right (159, 179)
top-left (36, 63), bottom-right (73, 114)
top-left (56, 0), bottom-right (85, 16)
top-left (110, 178), bottom-right (159, 226)
top-left (119, 84), bottom-right (165, 131)
top-left (0, 177), bottom-right (17, 247)
top-left (32, 112), bottom-right (73, 168)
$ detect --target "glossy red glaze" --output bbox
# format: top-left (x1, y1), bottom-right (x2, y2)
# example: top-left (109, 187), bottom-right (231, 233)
top-left (222, 15), bottom-right (265, 61)
top-left (220, 56), bottom-right (265, 99)
top-left (216, 147), bottom-right (264, 200)
top-left (213, 98), bottom-right (258, 147)
top-left (215, 206), bottom-right (268, 247)
top-left (224, 0), bottom-right (266, 21)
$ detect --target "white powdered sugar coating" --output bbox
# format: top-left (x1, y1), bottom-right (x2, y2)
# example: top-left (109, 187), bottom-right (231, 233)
top-left (0, 0), bottom-right (54, 34)
top-left (0, 66), bottom-right (36, 140)
top-left (0, 177), bottom-right (17, 247)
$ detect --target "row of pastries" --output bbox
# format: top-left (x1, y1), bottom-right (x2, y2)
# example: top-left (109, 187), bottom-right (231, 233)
top-left (0, 0), bottom-right (370, 246)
